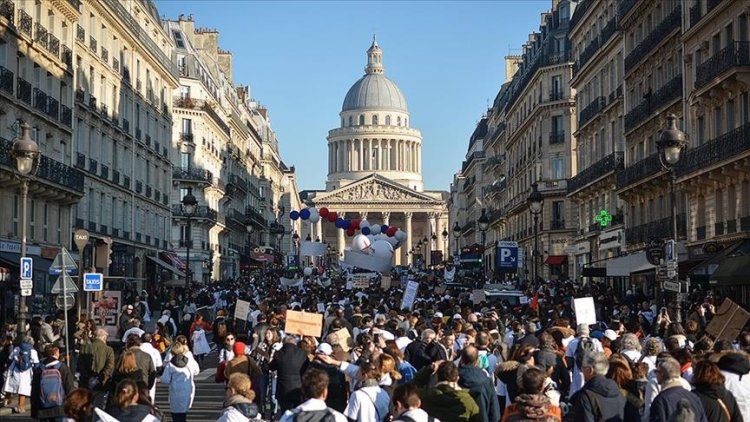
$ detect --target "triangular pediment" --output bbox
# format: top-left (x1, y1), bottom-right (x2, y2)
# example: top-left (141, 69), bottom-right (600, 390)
top-left (315, 174), bottom-right (437, 203)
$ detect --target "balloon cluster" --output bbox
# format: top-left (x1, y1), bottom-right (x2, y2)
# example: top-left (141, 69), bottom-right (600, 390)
top-left (289, 207), bottom-right (408, 255)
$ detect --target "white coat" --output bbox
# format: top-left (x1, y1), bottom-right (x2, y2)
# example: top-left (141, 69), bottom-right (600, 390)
top-left (722, 370), bottom-right (750, 421)
top-left (191, 328), bottom-right (211, 355)
top-left (2, 345), bottom-right (39, 396)
top-left (160, 356), bottom-right (200, 413)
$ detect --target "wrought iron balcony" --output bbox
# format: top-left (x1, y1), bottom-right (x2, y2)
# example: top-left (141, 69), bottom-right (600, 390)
top-left (618, 0), bottom-right (636, 18)
top-left (76, 152), bottom-right (85, 168)
top-left (550, 220), bottom-right (566, 230)
top-left (47, 33), bottom-right (59, 57)
top-left (113, 58), bottom-right (120, 72)
top-left (18, 9), bottom-right (31, 37)
top-left (112, 169), bottom-right (120, 185)
top-left (171, 204), bottom-right (218, 221)
top-left (100, 164), bottom-right (108, 180)
top-left (88, 158), bottom-right (98, 174)
top-left (228, 174), bottom-right (248, 193)
top-left (75, 88), bottom-right (84, 103)
top-left (89, 36), bottom-right (97, 53)
top-left (677, 121), bottom-right (750, 177)
top-left (625, 214), bottom-right (687, 245)
top-left (568, 151), bottom-right (624, 194)
top-left (549, 131), bottom-right (565, 145)
top-left (33, 88), bottom-right (48, 114)
top-left (0, 0), bottom-right (13, 22)
top-left (88, 95), bottom-right (97, 109)
top-left (0, 65), bottom-right (13, 95)
top-left (123, 176), bottom-right (130, 189)
top-left (245, 206), bottom-right (266, 226)
top-left (616, 152), bottom-right (663, 190)
top-left (61, 104), bottom-right (72, 127)
top-left (34, 22), bottom-right (48, 49)
top-left (76, 24), bottom-right (85, 42)
top-left (0, 137), bottom-right (85, 193)
top-left (574, 16), bottom-right (617, 77)
top-left (46, 96), bottom-right (59, 119)
top-left (180, 132), bottom-right (194, 143)
top-left (172, 166), bottom-right (213, 184)
top-left (579, 96), bottom-right (606, 128)
top-left (135, 127), bottom-right (141, 140)
top-left (695, 41), bottom-right (750, 90)
top-left (122, 118), bottom-right (130, 132)
top-left (16, 77), bottom-right (30, 103)
top-left (61, 45), bottom-right (72, 68)
top-left (624, 6), bottom-right (681, 73)
top-left (99, 103), bottom-right (108, 118)
top-left (624, 74), bottom-right (682, 132)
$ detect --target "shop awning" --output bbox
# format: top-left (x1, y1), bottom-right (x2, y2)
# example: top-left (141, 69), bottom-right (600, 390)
top-left (250, 252), bottom-right (274, 262)
top-left (159, 252), bottom-right (186, 272)
top-left (605, 251), bottom-right (655, 277)
top-left (710, 241), bottom-right (750, 285)
top-left (0, 252), bottom-right (53, 274)
top-left (544, 255), bottom-right (567, 265)
top-left (147, 255), bottom-right (185, 277)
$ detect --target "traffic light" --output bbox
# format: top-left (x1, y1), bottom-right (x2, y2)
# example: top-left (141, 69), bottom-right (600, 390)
top-left (95, 237), bottom-right (113, 274)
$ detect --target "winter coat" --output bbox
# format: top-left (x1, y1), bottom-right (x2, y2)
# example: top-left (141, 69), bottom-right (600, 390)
top-left (103, 403), bottom-right (159, 422)
top-left (78, 338), bottom-right (115, 389)
top-left (459, 365), bottom-right (501, 422)
top-left (650, 380), bottom-right (708, 422)
top-left (496, 361), bottom-right (523, 403)
top-left (270, 343), bottom-right (309, 403)
top-left (571, 375), bottom-right (627, 422)
top-left (160, 354), bottom-right (200, 413)
top-left (216, 394), bottom-right (260, 422)
top-left (404, 340), bottom-right (432, 371)
top-left (30, 358), bottom-right (76, 420)
top-left (501, 393), bottom-right (562, 422)
top-left (420, 383), bottom-right (482, 422)
top-left (2, 344), bottom-right (40, 396)
top-left (721, 369), bottom-right (750, 421)
top-left (692, 383), bottom-right (744, 422)
top-left (191, 327), bottom-right (211, 355)
top-left (309, 360), bottom-right (349, 412)
top-left (110, 369), bottom-right (145, 395)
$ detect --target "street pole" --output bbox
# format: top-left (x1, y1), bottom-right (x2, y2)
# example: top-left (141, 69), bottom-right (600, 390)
top-left (533, 214), bottom-right (539, 284)
top-left (17, 180), bottom-right (28, 339)
top-left (671, 169), bottom-right (681, 323)
top-left (185, 215), bottom-right (192, 291)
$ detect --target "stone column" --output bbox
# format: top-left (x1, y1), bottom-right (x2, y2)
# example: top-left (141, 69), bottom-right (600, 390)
top-left (382, 211), bottom-right (390, 227)
top-left (405, 212), bottom-right (413, 265)
top-left (337, 213), bottom-right (345, 260)
top-left (316, 219), bottom-right (323, 242)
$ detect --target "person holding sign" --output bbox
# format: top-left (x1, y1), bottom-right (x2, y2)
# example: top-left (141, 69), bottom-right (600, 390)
top-left (270, 336), bottom-right (310, 413)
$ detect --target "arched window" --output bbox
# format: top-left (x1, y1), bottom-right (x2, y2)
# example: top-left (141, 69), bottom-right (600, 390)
top-left (397, 116), bottom-right (401, 126)
top-left (385, 115), bottom-right (391, 125)
top-left (348, 116), bottom-right (353, 126)
top-left (405, 118), bottom-right (408, 127)
top-left (372, 115), bottom-right (378, 125)
top-left (359, 115), bottom-right (365, 125)
top-left (341, 117), bottom-right (345, 127)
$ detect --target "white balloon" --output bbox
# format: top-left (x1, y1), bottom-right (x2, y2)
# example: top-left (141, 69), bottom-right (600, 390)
top-left (371, 239), bottom-right (394, 260)
top-left (351, 234), bottom-right (372, 252)
top-left (359, 219), bottom-right (370, 228)
top-left (303, 267), bottom-right (313, 276)
top-left (366, 234), bottom-right (377, 246)
top-left (384, 236), bottom-right (400, 248)
top-left (308, 208), bottom-right (320, 223)
top-left (395, 230), bottom-right (407, 242)
top-left (370, 224), bottom-right (381, 235)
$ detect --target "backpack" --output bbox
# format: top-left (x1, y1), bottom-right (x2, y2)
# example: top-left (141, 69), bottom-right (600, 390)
top-left (15, 342), bottom-right (34, 371)
top-left (478, 353), bottom-right (490, 372)
top-left (39, 362), bottom-right (65, 408)
top-left (574, 337), bottom-right (596, 369)
top-left (293, 409), bottom-right (337, 422)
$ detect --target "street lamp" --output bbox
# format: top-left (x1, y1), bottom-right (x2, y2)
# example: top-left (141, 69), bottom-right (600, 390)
top-left (478, 209), bottom-right (489, 274)
top-left (181, 188), bottom-right (197, 291)
top-left (656, 113), bottom-right (688, 322)
top-left (527, 183), bottom-right (543, 283)
top-left (452, 221), bottom-right (461, 256)
top-left (441, 228), bottom-right (449, 261)
top-left (292, 231), bottom-right (300, 255)
top-left (12, 122), bottom-right (39, 338)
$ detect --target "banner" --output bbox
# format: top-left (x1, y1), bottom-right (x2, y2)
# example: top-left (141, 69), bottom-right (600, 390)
top-left (280, 277), bottom-right (303, 289)
top-left (92, 290), bottom-right (121, 339)
top-left (705, 299), bottom-right (750, 343)
top-left (300, 241), bottom-right (327, 257)
top-left (380, 276), bottom-right (393, 290)
top-left (352, 274), bottom-right (370, 289)
top-left (344, 249), bottom-right (393, 272)
top-left (444, 267), bottom-right (456, 282)
top-left (400, 280), bottom-right (419, 310)
top-left (333, 328), bottom-right (352, 352)
top-left (234, 299), bottom-right (251, 321)
top-left (573, 297), bottom-right (596, 326)
top-left (285, 310), bottom-right (323, 338)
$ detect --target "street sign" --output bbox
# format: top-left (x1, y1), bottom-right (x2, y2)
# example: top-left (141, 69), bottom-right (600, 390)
top-left (73, 229), bottom-right (90, 252)
top-left (83, 273), bottom-right (103, 291)
top-left (657, 268), bottom-right (677, 279)
top-left (19, 279), bottom-right (33, 290)
top-left (663, 280), bottom-right (681, 292)
top-left (55, 293), bottom-right (75, 311)
top-left (20, 257), bottom-right (33, 279)
top-left (51, 272), bottom-right (79, 294)
top-left (21, 288), bottom-right (32, 297)
top-left (496, 242), bottom-right (519, 270)
top-left (49, 248), bottom-right (78, 276)
top-left (664, 239), bottom-right (677, 263)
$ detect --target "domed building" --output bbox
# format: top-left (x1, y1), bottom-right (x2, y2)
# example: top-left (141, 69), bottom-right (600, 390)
top-left (303, 38), bottom-right (449, 267)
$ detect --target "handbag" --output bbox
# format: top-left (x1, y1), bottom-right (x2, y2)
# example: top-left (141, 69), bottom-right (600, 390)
top-left (216, 360), bottom-right (228, 383)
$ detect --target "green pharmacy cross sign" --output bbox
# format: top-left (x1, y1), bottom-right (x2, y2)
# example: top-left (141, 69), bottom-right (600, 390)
top-left (595, 209), bottom-right (613, 228)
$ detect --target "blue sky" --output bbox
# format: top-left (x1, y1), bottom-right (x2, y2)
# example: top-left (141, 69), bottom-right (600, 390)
top-left (156, 0), bottom-right (549, 191)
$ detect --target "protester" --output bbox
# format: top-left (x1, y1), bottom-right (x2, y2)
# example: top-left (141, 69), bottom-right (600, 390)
top-left (2, 335), bottom-right (39, 413)
top-left (104, 379), bottom-right (160, 422)
top-left (501, 367), bottom-right (562, 422)
top-left (30, 344), bottom-right (76, 421)
top-left (270, 336), bottom-right (310, 412)
top-left (691, 360), bottom-right (743, 422)
top-left (571, 352), bottom-right (626, 422)
top-left (160, 343), bottom-right (200, 422)
top-left (63, 388), bottom-right (93, 422)
top-left (649, 356), bottom-right (707, 422)
top-left (217, 373), bottom-right (260, 422)
top-left (279, 368), bottom-right (347, 422)
top-left (458, 345), bottom-right (500, 422)
top-left (412, 360), bottom-right (482, 422)
top-left (391, 383), bottom-right (437, 422)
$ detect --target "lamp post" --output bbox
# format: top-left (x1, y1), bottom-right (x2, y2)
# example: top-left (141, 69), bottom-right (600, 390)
top-left (292, 231), bottom-right (300, 255)
top-left (441, 228), bottom-right (448, 260)
top-left (478, 209), bottom-right (489, 273)
top-left (656, 113), bottom-right (687, 322)
top-left (181, 188), bottom-right (197, 291)
top-left (527, 183), bottom-right (543, 283)
top-left (452, 221), bottom-right (461, 257)
top-left (12, 122), bottom-right (39, 338)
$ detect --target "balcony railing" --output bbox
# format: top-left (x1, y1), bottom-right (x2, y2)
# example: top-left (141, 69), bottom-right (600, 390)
top-left (88, 158), bottom-right (98, 174)
top-left (625, 214), bottom-right (687, 245)
top-left (569, 0), bottom-right (594, 29)
top-left (568, 151), bottom-right (624, 194)
top-left (76, 24), bottom-right (85, 42)
top-left (0, 0), bottom-right (14, 23)
top-left (171, 204), bottom-right (218, 221)
top-left (88, 95), bottom-right (97, 109)
top-left (75, 88), bottom-right (84, 103)
top-left (47, 33), bottom-right (60, 57)
top-left (135, 180), bottom-right (142, 194)
top-left (100, 164), bottom-right (109, 180)
top-left (172, 166), bottom-right (213, 183)
top-left (618, 0), bottom-right (636, 18)
top-left (34, 23), bottom-right (48, 49)
top-left (33, 88), bottom-right (48, 114)
top-left (0, 137), bottom-right (84, 193)
top-left (695, 41), bottom-right (750, 90)
top-left (46, 96), bottom-right (59, 119)
top-left (574, 16), bottom-right (618, 77)
top-left (61, 45), bottom-right (72, 68)
top-left (624, 6), bottom-right (681, 73)
top-left (677, 121), bottom-right (750, 177)
top-left (89, 36), bottom-right (97, 53)
top-left (135, 127), bottom-right (142, 140)
top-left (123, 176), bottom-right (130, 189)
top-left (113, 57), bottom-right (120, 72)
top-left (75, 152), bottom-right (85, 168)
top-left (689, 0), bottom-right (723, 28)
top-left (60, 104), bottom-right (72, 127)
top-left (122, 118), bottom-right (130, 132)
top-left (0, 66), bottom-right (13, 95)
top-left (550, 220), bottom-right (566, 230)
top-left (18, 9), bottom-right (31, 37)
top-left (549, 131), bottom-right (565, 145)
top-left (180, 132), bottom-right (194, 143)
top-left (624, 74), bottom-right (682, 132)
top-left (579, 96), bottom-right (606, 128)
top-left (616, 152), bottom-right (663, 190)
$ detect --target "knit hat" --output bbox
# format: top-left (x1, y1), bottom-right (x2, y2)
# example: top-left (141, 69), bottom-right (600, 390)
top-left (233, 341), bottom-right (246, 356)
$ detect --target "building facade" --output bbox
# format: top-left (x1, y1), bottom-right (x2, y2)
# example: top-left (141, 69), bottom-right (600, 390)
top-left (304, 39), bottom-right (448, 267)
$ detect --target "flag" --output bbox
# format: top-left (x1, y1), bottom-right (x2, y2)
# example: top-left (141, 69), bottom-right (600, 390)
top-left (530, 291), bottom-right (539, 311)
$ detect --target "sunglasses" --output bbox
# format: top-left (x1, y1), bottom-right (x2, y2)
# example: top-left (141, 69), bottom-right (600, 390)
top-left (225, 337), bottom-right (235, 341)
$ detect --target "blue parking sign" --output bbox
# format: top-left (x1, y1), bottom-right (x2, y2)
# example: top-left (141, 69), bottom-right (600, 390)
top-left (20, 257), bottom-right (33, 279)
top-left (496, 244), bottom-right (519, 269)
top-left (83, 273), bottom-right (103, 291)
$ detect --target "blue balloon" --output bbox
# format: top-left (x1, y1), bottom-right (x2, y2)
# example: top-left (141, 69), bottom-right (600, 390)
top-left (343, 219), bottom-right (352, 229)
top-left (335, 218), bottom-right (345, 228)
top-left (361, 226), bottom-right (371, 235)
top-left (300, 208), bottom-right (311, 220)
top-left (289, 211), bottom-right (300, 220)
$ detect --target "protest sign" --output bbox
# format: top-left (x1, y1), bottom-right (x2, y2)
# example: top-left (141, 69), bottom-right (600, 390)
top-left (317, 303), bottom-right (326, 313)
top-left (400, 280), bottom-right (419, 310)
top-left (285, 310), bottom-right (323, 338)
top-left (280, 277), bottom-right (303, 289)
top-left (352, 274), bottom-right (370, 289)
top-left (705, 299), bottom-right (750, 343)
top-left (573, 297), bottom-right (596, 326)
top-left (380, 276), bottom-right (393, 290)
top-left (300, 241), bottom-right (326, 257)
top-left (333, 328), bottom-right (352, 352)
top-left (234, 299), bottom-right (251, 321)
top-left (472, 289), bottom-right (486, 304)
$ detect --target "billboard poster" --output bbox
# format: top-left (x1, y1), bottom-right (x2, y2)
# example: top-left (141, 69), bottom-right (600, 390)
top-left (92, 290), bottom-right (121, 339)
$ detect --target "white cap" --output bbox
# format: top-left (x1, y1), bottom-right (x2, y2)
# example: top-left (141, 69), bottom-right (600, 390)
top-left (603, 329), bottom-right (619, 341)
top-left (316, 343), bottom-right (333, 356)
top-left (434, 312), bottom-right (443, 318)
top-left (453, 313), bottom-right (463, 320)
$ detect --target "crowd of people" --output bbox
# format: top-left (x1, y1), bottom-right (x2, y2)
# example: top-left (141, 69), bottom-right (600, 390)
top-left (0, 267), bottom-right (749, 422)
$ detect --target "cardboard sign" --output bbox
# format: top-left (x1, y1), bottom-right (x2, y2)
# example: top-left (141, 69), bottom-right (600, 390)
top-left (285, 310), bottom-right (323, 338)
top-left (574, 297), bottom-right (596, 326)
top-left (352, 274), bottom-right (370, 289)
top-left (281, 277), bottom-right (303, 288)
top-left (400, 280), bottom-right (419, 310)
top-left (380, 276), bottom-right (393, 290)
top-left (705, 299), bottom-right (750, 343)
top-left (333, 328), bottom-right (352, 352)
top-left (234, 299), bottom-right (251, 321)
top-left (472, 289), bottom-right (486, 304)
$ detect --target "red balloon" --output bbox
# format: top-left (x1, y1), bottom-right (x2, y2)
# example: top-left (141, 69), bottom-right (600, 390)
top-left (386, 227), bottom-right (397, 237)
top-left (319, 207), bottom-right (329, 218)
top-left (327, 211), bottom-right (338, 222)
top-left (346, 227), bottom-right (356, 237)
top-left (351, 219), bottom-right (360, 230)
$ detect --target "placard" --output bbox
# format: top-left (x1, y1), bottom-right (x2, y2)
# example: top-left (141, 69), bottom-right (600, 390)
top-left (400, 280), bottom-right (419, 310)
top-left (519, 296), bottom-right (529, 305)
top-left (352, 274), bottom-right (370, 289)
top-left (333, 328), bottom-right (352, 352)
top-left (434, 285), bottom-right (446, 295)
top-left (234, 299), bottom-right (251, 321)
top-left (472, 289), bottom-right (486, 304)
top-left (280, 277), bottom-right (303, 288)
top-left (92, 290), bottom-right (121, 340)
top-left (285, 310), bottom-right (323, 338)
top-left (573, 297), bottom-right (596, 326)
top-left (380, 276), bottom-right (393, 290)
top-left (317, 303), bottom-right (326, 313)
top-left (705, 299), bottom-right (750, 343)
top-left (300, 241), bottom-right (327, 257)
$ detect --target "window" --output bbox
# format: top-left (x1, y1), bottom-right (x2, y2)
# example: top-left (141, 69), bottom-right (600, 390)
top-left (552, 201), bottom-right (565, 225)
top-left (714, 107), bottom-right (723, 137)
top-left (358, 115), bottom-right (364, 125)
top-left (179, 85), bottom-right (190, 98)
top-left (397, 116), bottom-right (402, 126)
top-left (551, 158), bottom-right (565, 179)
top-left (697, 116), bottom-right (705, 145)
top-left (181, 118), bottom-right (192, 134)
top-left (372, 115), bottom-right (378, 125)
top-left (385, 115), bottom-right (391, 125)
top-left (727, 99), bottom-right (736, 130)
top-left (743, 92), bottom-right (750, 124)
